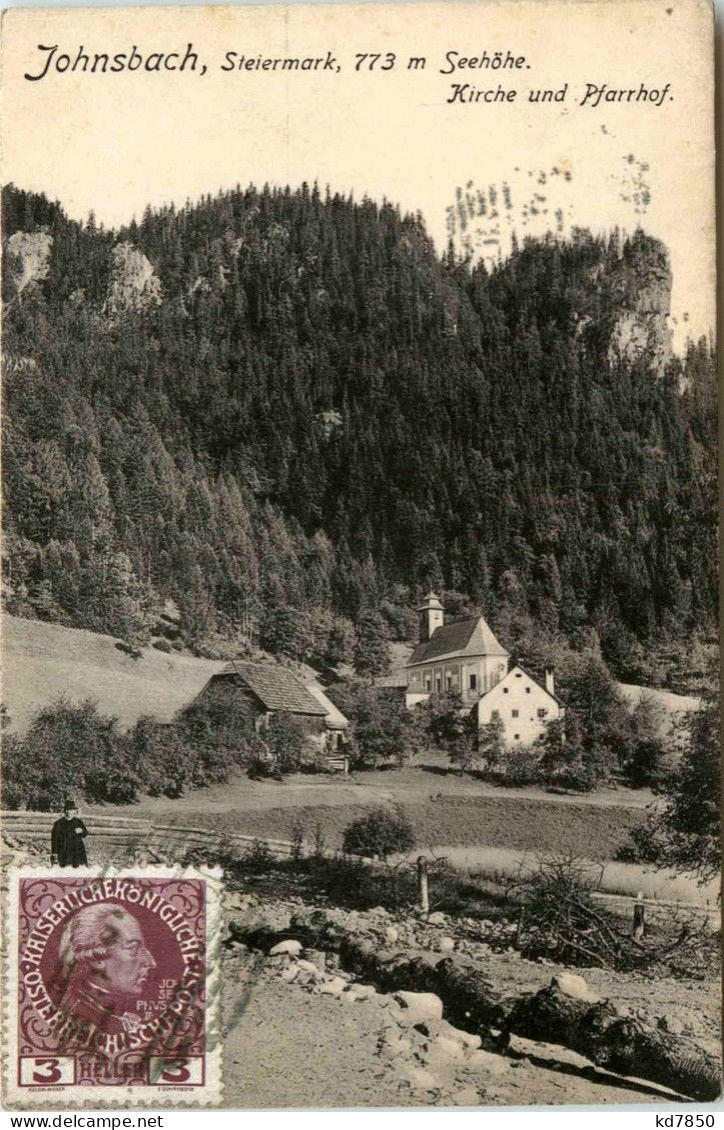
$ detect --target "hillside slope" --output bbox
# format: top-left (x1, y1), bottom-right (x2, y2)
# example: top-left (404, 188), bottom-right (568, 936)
top-left (2, 614), bottom-right (223, 733)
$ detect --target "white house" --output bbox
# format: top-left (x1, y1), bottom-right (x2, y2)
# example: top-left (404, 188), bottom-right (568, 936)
top-left (476, 663), bottom-right (565, 746)
top-left (404, 592), bottom-right (565, 747)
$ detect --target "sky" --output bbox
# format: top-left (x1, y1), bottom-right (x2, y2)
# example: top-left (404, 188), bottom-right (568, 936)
top-left (2, 0), bottom-right (716, 352)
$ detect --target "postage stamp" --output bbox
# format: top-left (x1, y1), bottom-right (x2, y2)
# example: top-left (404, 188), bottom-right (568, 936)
top-left (3, 867), bottom-right (222, 1107)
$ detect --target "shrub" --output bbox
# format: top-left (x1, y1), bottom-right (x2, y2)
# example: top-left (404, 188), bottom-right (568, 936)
top-left (342, 807), bottom-right (415, 860)
top-left (548, 752), bottom-right (603, 793)
top-left (0, 732), bottom-right (49, 809)
top-left (177, 680), bottom-right (257, 756)
top-left (244, 837), bottom-right (272, 871)
top-left (329, 682), bottom-right (421, 769)
top-left (535, 716), bottom-right (613, 792)
top-left (126, 716), bottom-right (192, 798)
top-left (421, 692), bottom-right (477, 771)
top-left (313, 855), bottom-right (418, 908)
top-left (623, 698), bottom-right (720, 881)
top-left (478, 710), bottom-right (505, 769)
top-left (7, 697), bottom-right (136, 808)
top-left (497, 745), bottom-right (543, 787)
top-left (248, 711), bottom-right (326, 778)
top-left (290, 820), bottom-right (305, 861)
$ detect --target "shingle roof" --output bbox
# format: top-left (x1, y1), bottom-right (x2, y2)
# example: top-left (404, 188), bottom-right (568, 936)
top-left (218, 662), bottom-right (326, 715)
top-left (407, 616), bottom-right (509, 665)
top-left (304, 682), bottom-right (349, 729)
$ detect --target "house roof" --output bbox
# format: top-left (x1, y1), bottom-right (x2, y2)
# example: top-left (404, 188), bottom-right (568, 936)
top-left (406, 616), bottom-right (509, 666)
top-left (219, 661), bottom-right (326, 716)
top-left (479, 663), bottom-right (566, 709)
top-left (304, 682), bottom-right (349, 729)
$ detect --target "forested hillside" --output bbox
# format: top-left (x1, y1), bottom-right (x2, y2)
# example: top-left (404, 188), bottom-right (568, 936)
top-left (1, 183), bottom-right (717, 683)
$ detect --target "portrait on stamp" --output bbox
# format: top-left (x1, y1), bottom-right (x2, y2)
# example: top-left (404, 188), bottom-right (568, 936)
top-left (6, 869), bottom-right (221, 1104)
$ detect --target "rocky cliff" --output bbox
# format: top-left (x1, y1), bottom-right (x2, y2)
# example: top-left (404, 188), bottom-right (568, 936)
top-left (604, 232), bottom-right (672, 376)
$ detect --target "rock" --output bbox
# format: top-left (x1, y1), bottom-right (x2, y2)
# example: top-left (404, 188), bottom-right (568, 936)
top-left (437, 936), bottom-right (455, 953)
top-left (427, 911), bottom-right (447, 926)
top-left (467, 1048), bottom-right (510, 1076)
top-left (403, 1066), bottom-right (440, 1093)
top-left (317, 976), bottom-right (347, 996)
top-left (452, 1085), bottom-right (479, 1106)
top-left (269, 939), bottom-right (302, 957)
top-left (6, 230), bottom-right (53, 297)
top-left (422, 1035), bottom-right (467, 1065)
top-left (290, 909), bottom-right (321, 931)
top-left (240, 907), bottom-right (291, 932)
top-left (227, 892), bottom-right (253, 912)
top-left (379, 1031), bottom-right (412, 1059)
top-left (347, 984), bottom-right (376, 1001)
top-left (443, 1023), bottom-right (481, 1050)
top-left (414, 1019), bottom-right (480, 1049)
top-left (607, 236), bottom-right (673, 377)
top-left (296, 959), bottom-right (323, 976)
top-left (550, 973), bottom-right (600, 1004)
top-left (384, 925), bottom-right (400, 944)
top-left (303, 948), bottom-right (327, 971)
top-left (105, 242), bottom-right (162, 320)
top-left (657, 1015), bottom-right (685, 1035)
top-left (279, 965), bottom-right (299, 983)
top-left (393, 991), bottom-right (444, 1024)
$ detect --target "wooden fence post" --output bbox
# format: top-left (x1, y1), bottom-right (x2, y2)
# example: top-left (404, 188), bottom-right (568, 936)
top-left (417, 855), bottom-right (429, 915)
top-left (633, 890), bottom-right (645, 939)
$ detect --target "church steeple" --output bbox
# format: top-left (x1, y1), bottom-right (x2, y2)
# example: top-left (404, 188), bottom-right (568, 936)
top-left (417, 591), bottom-right (444, 642)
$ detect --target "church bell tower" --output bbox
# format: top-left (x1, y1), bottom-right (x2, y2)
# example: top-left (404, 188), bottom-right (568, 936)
top-left (417, 592), bottom-right (444, 642)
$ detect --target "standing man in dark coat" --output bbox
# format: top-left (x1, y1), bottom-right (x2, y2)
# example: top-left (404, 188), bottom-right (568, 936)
top-left (51, 801), bottom-right (89, 867)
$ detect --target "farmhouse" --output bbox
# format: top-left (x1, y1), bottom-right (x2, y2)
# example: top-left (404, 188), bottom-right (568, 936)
top-left (199, 660), bottom-right (349, 755)
top-left (476, 663), bottom-right (565, 745)
top-left (404, 593), bottom-right (564, 745)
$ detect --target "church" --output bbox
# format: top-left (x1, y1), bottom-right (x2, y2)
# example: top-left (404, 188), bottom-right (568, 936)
top-left (404, 593), bottom-right (565, 746)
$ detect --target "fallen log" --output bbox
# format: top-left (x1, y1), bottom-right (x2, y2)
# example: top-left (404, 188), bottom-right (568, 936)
top-left (431, 955), bottom-right (514, 1032)
top-left (334, 938), bottom-right (721, 1100)
top-left (505, 985), bottom-right (721, 1103)
top-left (228, 914), bottom-right (721, 1102)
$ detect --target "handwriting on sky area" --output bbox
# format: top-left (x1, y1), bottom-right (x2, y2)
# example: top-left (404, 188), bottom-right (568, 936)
top-left (446, 151), bottom-right (653, 264)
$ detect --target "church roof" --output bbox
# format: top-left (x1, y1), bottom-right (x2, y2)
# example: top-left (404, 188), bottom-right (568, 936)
top-left (406, 616), bottom-right (509, 666)
top-left (218, 661), bottom-right (326, 716)
top-left (417, 591), bottom-right (444, 611)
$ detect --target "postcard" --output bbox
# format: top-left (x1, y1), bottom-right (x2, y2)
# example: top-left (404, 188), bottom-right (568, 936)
top-left (1, 0), bottom-right (718, 1110)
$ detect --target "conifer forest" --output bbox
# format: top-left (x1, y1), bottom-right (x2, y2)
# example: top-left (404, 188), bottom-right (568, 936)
top-left (1, 183), bottom-right (717, 685)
